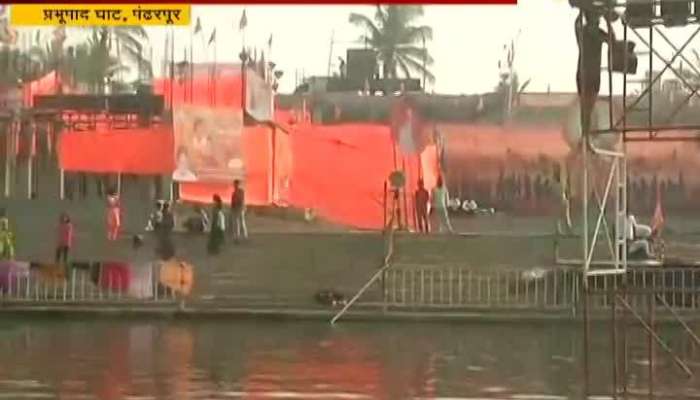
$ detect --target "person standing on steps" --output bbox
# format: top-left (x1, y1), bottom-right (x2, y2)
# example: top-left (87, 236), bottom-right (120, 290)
top-left (414, 179), bottom-right (430, 233)
top-left (106, 190), bottom-right (121, 241)
top-left (230, 179), bottom-right (248, 243)
top-left (156, 201), bottom-right (175, 260)
top-left (0, 217), bottom-right (15, 260)
top-left (207, 194), bottom-right (226, 255)
top-left (55, 212), bottom-right (73, 265)
top-left (431, 176), bottom-right (454, 234)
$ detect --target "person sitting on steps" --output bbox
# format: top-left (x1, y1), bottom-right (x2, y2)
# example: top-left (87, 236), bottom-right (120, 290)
top-left (627, 214), bottom-right (654, 259)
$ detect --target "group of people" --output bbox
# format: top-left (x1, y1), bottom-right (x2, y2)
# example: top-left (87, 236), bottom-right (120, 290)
top-left (147, 179), bottom-right (248, 256)
top-left (413, 177), bottom-right (454, 234)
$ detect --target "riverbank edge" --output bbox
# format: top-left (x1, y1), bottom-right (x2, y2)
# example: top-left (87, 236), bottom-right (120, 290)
top-left (2, 303), bottom-right (699, 324)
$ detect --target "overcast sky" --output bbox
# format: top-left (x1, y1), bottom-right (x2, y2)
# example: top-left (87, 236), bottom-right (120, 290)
top-left (150, 1), bottom-right (581, 95)
top-left (13, 1), bottom-right (700, 95)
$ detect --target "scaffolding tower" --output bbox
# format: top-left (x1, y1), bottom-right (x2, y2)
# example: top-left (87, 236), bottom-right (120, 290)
top-left (577, 1), bottom-right (700, 397)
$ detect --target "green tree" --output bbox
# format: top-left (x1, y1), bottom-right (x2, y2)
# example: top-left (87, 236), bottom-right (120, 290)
top-left (90, 26), bottom-right (152, 80)
top-left (349, 6), bottom-right (434, 82)
top-left (70, 29), bottom-right (129, 93)
top-left (21, 26), bottom-right (151, 93)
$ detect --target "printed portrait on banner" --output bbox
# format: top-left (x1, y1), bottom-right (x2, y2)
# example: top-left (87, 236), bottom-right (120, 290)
top-left (173, 105), bottom-right (245, 183)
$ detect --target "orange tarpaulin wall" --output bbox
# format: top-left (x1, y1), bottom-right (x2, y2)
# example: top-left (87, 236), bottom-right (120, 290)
top-left (288, 123), bottom-right (431, 230)
top-left (57, 66), bottom-right (442, 229)
top-left (58, 126), bottom-right (174, 174)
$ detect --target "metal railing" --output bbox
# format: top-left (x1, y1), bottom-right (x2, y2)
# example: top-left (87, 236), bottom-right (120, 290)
top-left (379, 265), bottom-right (700, 312)
top-left (3, 261), bottom-right (699, 317)
top-left (381, 266), bottom-right (581, 310)
top-left (0, 264), bottom-right (181, 304)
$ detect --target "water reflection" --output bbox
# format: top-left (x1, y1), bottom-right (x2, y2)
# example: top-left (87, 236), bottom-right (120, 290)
top-left (0, 319), bottom-right (698, 399)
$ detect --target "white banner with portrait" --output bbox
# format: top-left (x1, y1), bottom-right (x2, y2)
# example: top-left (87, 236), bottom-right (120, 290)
top-left (172, 105), bottom-right (245, 183)
top-left (245, 69), bottom-right (273, 122)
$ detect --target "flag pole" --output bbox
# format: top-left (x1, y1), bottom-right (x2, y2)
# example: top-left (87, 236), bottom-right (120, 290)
top-left (213, 36), bottom-right (217, 106)
top-left (240, 9), bottom-right (247, 116)
top-left (169, 29), bottom-right (174, 112)
top-left (189, 29), bottom-right (194, 103)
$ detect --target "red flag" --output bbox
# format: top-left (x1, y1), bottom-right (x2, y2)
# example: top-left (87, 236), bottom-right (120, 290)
top-left (651, 183), bottom-right (665, 234)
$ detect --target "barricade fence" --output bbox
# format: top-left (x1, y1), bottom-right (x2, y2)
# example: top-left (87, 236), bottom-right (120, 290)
top-left (2, 263), bottom-right (700, 313)
top-left (382, 265), bottom-right (700, 312)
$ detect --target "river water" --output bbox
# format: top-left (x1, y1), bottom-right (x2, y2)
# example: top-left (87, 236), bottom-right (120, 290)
top-left (0, 318), bottom-right (699, 399)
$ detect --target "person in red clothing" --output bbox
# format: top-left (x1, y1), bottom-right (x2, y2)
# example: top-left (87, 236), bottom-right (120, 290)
top-left (415, 179), bottom-right (430, 233)
top-left (106, 191), bottom-right (121, 241)
top-left (56, 212), bottom-right (73, 264)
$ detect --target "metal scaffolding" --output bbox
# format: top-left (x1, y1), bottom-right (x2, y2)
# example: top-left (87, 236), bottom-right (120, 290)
top-left (577, 1), bottom-right (700, 397)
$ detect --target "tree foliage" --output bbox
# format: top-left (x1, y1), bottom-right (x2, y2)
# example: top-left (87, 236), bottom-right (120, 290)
top-left (349, 6), bottom-right (434, 83)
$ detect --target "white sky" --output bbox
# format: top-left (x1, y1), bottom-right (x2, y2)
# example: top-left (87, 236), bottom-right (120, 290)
top-left (13, 1), bottom-right (700, 95)
top-left (152, 1), bottom-right (581, 95)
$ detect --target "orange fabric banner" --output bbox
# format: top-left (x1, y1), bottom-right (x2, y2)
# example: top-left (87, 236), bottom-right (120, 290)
top-left (289, 123), bottom-right (427, 230)
top-left (58, 127), bottom-right (174, 174)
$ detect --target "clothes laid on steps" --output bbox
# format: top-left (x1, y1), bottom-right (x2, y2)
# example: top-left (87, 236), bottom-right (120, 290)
top-left (156, 259), bottom-right (194, 296)
top-left (0, 261), bottom-right (29, 292)
top-left (128, 263), bottom-right (154, 299)
top-left (35, 263), bottom-right (66, 284)
top-left (96, 262), bottom-right (131, 292)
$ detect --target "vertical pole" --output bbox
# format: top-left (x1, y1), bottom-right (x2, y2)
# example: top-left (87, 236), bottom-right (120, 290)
top-left (612, 286), bottom-right (618, 399)
top-left (169, 29), bottom-right (175, 111)
top-left (383, 181), bottom-right (388, 228)
top-left (621, 23), bottom-right (629, 399)
top-left (27, 121), bottom-right (35, 199)
top-left (190, 31), bottom-right (194, 104)
top-left (422, 35), bottom-right (426, 92)
top-left (578, 13), bottom-right (590, 395)
top-left (402, 158), bottom-right (409, 230)
top-left (648, 27), bottom-right (653, 138)
top-left (116, 172), bottom-right (122, 195)
top-left (583, 276), bottom-right (590, 399)
top-left (326, 30), bottom-right (334, 77)
top-left (648, 287), bottom-right (654, 399)
top-left (213, 39), bottom-right (218, 106)
top-left (59, 169), bottom-right (65, 200)
top-left (4, 118), bottom-right (12, 198)
top-left (269, 126), bottom-right (275, 204)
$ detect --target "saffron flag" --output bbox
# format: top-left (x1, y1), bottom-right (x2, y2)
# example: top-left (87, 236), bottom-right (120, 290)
top-left (208, 28), bottom-right (216, 45)
top-left (239, 9), bottom-right (247, 30)
top-left (651, 184), bottom-right (665, 234)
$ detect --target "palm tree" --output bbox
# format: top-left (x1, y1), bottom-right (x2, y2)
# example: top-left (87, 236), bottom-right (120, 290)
top-left (25, 26), bottom-right (152, 94)
top-left (349, 6), bottom-right (434, 83)
top-left (90, 26), bottom-right (152, 81)
top-left (496, 38), bottom-right (530, 120)
top-left (71, 29), bottom-right (130, 94)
